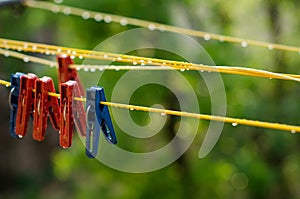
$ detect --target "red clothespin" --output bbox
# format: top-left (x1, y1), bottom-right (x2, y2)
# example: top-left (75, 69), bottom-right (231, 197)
top-left (33, 76), bottom-right (60, 141)
top-left (15, 73), bottom-right (38, 138)
top-left (57, 54), bottom-right (85, 96)
top-left (60, 80), bottom-right (86, 148)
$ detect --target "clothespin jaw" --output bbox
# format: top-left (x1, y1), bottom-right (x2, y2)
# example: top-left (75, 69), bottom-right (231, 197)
top-left (85, 87), bottom-right (101, 158)
top-left (57, 54), bottom-right (85, 96)
top-left (60, 80), bottom-right (86, 148)
top-left (9, 72), bottom-right (24, 137)
top-left (94, 87), bottom-right (117, 144)
top-left (33, 76), bottom-right (60, 141)
top-left (15, 73), bottom-right (37, 138)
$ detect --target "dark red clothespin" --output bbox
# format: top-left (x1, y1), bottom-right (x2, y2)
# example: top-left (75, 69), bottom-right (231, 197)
top-left (33, 76), bottom-right (60, 141)
top-left (57, 54), bottom-right (85, 96)
top-left (60, 80), bottom-right (86, 148)
top-left (15, 73), bottom-right (37, 138)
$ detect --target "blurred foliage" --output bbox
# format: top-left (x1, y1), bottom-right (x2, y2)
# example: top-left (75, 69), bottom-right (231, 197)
top-left (1, 0), bottom-right (300, 199)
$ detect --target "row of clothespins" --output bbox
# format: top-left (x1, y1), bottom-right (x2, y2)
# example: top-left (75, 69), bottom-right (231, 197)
top-left (8, 54), bottom-right (117, 158)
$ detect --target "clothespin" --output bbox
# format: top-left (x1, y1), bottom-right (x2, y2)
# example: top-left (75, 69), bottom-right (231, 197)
top-left (33, 76), bottom-right (60, 141)
top-left (15, 73), bottom-right (37, 138)
top-left (85, 86), bottom-right (117, 157)
top-left (60, 80), bottom-right (86, 148)
top-left (57, 54), bottom-right (85, 96)
top-left (9, 72), bottom-right (24, 138)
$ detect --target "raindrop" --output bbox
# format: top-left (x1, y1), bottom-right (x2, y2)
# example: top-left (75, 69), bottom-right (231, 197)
top-left (45, 50), bottom-right (50, 55)
top-left (120, 18), bottom-right (128, 26)
top-left (17, 47), bottom-right (22, 52)
top-left (72, 51), bottom-right (76, 55)
top-left (130, 108), bottom-right (134, 111)
top-left (23, 43), bottom-right (28, 48)
top-left (67, 49), bottom-right (71, 54)
top-left (54, 0), bottom-right (63, 3)
top-left (104, 16), bottom-right (112, 23)
top-left (160, 113), bottom-right (166, 116)
top-left (51, 5), bottom-right (59, 13)
top-left (180, 68), bottom-right (185, 72)
top-left (141, 63), bottom-right (145, 66)
top-left (241, 41), bottom-right (248, 47)
top-left (5, 84), bottom-right (9, 87)
top-left (79, 55), bottom-right (83, 59)
top-left (148, 60), bottom-right (152, 64)
top-left (63, 7), bottom-right (71, 15)
top-left (232, 122), bottom-right (238, 127)
top-left (291, 130), bottom-right (296, 134)
top-left (32, 45), bottom-right (37, 50)
top-left (219, 37), bottom-right (224, 42)
top-left (133, 62), bottom-right (137, 65)
top-left (203, 34), bottom-right (211, 41)
top-left (200, 70), bottom-right (204, 72)
top-left (4, 51), bottom-right (9, 57)
top-left (94, 14), bottom-right (102, 22)
top-left (268, 45), bottom-right (273, 50)
top-left (115, 68), bottom-right (120, 71)
top-left (70, 55), bottom-right (75, 59)
top-left (84, 68), bottom-right (89, 72)
top-left (90, 68), bottom-right (96, 72)
top-left (148, 24), bottom-right (156, 31)
top-left (76, 67), bottom-right (81, 71)
top-left (103, 54), bottom-right (108, 58)
top-left (99, 68), bottom-right (104, 72)
top-left (23, 57), bottom-right (29, 62)
top-left (82, 12), bottom-right (90, 19)
top-left (159, 26), bottom-right (165, 32)
top-left (117, 57), bottom-right (122, 61)
top-left (269, 78), bottom-right (272, 80)
top-left (18, 135), bottom-right (23, 138)
top-left (50, 63), bottom-right (55, 68)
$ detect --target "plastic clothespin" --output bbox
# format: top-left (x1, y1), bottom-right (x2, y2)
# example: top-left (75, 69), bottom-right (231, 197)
top-left (33, 76), bottom-right (60, 141)
top-left (15, 73), bottom-right (37, 138)
top-left (85, 87), bottom-right (117, 157)
top-left (57, 54), bottom-right (85, 96)
top-left (60, 80), bottom-right (86, 148)
top-left (9, 72), bottom-right (24, 138)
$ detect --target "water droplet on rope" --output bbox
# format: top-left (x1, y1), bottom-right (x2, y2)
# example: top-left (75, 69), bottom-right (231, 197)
top-left (148, 24), bottom-right (156, 31)
top-left (159, 26), bottom-right (165, 32)
top-left (180, 68), bottom-right (185, 72)
top-left (32, 45), bottom-right (37, 50)
top-left (51, 5), bottom-right (59, 13)
top-left (18, 135), bottom-right (23, 138)
top-left (103, 54), bottom-right (108, 58)
top-left (291, 129), bottom-right (296, 134)
top-left (84, 68), bottom-right (89, 72)
top-left (120, 18), bottom-right (128, 26)
top-left (219, 37), bottom-right (224, 42)
top-left (204, 34), bottom-right (211, 40)
top-left (23, 57), bottom-right (29, 62)
top-left (82, 12), bottom-right (90, 19)
top-left (130, 108), bottom-right (134, 111)
top-left (63, 7), bottom-right (71, 15)
top-left (241, 41), bottom-right (248, 47)
top-left (79, 55), bottom-right (83, 59)
top-left (104, 16), bottom-right (112, 23)
top-left (54, 0), bottom-right (63, 4)
top-left (17, 47), bottom-right (22, 52)
top-left (232, 122), bottom-right (238, 127)
top-left (115, 68), bottom-right (120, 71)
top-left (268, 45), bottom-right (273, 50)
top-left (4, 51), bottom-right (9, 57)
top-left (94, 14), bottom-right (102, 22)
top-left (160, 113), bottom-right (166, 116)
top-left (70, 55), bottom-right (75, 59)
top-left (50, 63), bottom-right (55, 68)
top-left (90, 68), bottom-right (96, 72)
top-left (133, 62), bottom-right (137, 65)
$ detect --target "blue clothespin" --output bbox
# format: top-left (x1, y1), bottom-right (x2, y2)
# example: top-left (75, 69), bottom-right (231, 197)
top-left (9, 72), bottom-right (24, 138)
top-left (85, 86), bottom-right (117, 158)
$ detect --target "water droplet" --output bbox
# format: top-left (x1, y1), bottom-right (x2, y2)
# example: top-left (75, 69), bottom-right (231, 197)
top-left (32, 45), bottom-right (37, 50)
top-left (50, 63), bottom-right (55, 68)
top-left (148, 24), bottom-right (156, 31)
top-left (133, 62), bottom-right (137, 65)
top-left (115, 68), bottom-right (120, 71)
top-left (23, 43), bottom-right (28, 48)
top-left (51, 5), bottom-right (59, 13)
top-left (104, 16), bottom-right (112, 23)
top-left (90, 68), bottom-right (96, 72)
top-left (84, 68), bottom-right (89, 72)
top-left (72, 51), bottom-right (76, 55)
top-left (63, 7), bottom-right (71, 15)
top-left (67, 49), bottom-right (72, 54)
top-left (99, 68), bottom-right (104, 71)
top-left (160, 112), bottom-right (166, 116)
top-left (54, 0), bottom-right (63, 3)
top-left (45, 50), bottom-right (50, 55)
top-left (180, 68), bottom-right (185, 72)
top-left (241, 41), bottom-right (248, 47)
top-left (17, 47), bottom-right (22, 52)
top-left (23, 57), bottom-right (29, 62)
top-left (291, 129), bottom-right (296, 134)
top-left (120, 18), bottom-right (128, 26)
top-left (82, 12), bottom-right (90, 19)
top-left (103, 54), bottom-right (108, 58)
top-left (18, 135), bottom-right (23, 138)
top-left (159, 26), bottom-right (165, 32)
top-left (298, 51), bottom-right (300, 55)
top-left (269, 77), bottom-right (272, 80)
top-left (148, 60), bottom-right (152, 64)
top-left (130, 108), bottom-right (134, 111)
top-left (232, 122), bottom-right (238, 127)
top-left (219, 37), bottom-right (224, 42)
top-left (200, 70), bottom-right (204, 72)
top-left (70, 55), bottom-right (75, 59)
top-left (268, 45), bottom-right (273, 50)
top-left (5, 84), bottom-right (9, 88)
top-left (94, 14), bottom-right (102, 21)
top-left (79, 55), bottom-right (83, 59)
top-left (204, 34), bottom-right (211, 40)
top-left (117, 57), bottom-right (122, 61)
top-left (162, 62), bottom-right (166, 65)
top-left (141, 63), bottom-right (145, 66)
top-left (4, 51), bottom-right (9, 57)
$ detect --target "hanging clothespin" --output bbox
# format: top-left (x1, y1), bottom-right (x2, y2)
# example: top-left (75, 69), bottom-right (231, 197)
top-left (60, 80), bottom-right (86, 148)
top-left (9, 72), bottom-right (24, 138)
top-left (32, 76), bottom-right (60, 141)
top-left (57, 54), bottom-right (85, 96)
top-left (85, 86), bottom-right (117, 158)
top-left (15, 73), bottom-right (37, 138)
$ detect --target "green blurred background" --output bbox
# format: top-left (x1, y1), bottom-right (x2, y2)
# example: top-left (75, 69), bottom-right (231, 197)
top-left (1, 0), bottom-right (300, 198)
